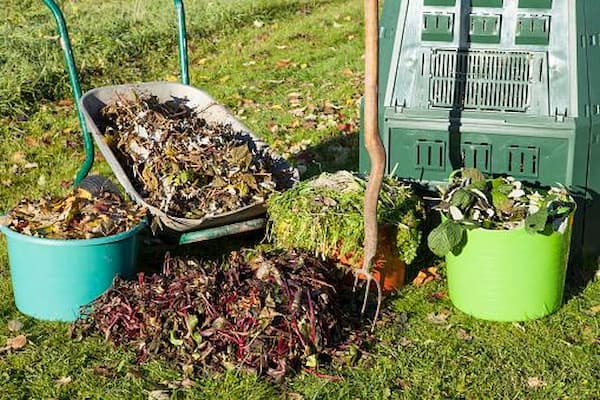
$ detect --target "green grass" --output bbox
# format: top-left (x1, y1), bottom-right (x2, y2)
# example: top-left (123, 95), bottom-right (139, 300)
top-left (1, 0), bottom-right (599, 399)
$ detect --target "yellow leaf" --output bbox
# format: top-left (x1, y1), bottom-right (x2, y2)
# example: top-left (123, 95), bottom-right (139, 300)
top-left (276, 59), bottom-right (291, 69)
top-left (11, 151), bottom-right (26, 164)
top-left (55, 376), bottom-right (73, 387)
top-left (588, 304), bottom-right (600, 315)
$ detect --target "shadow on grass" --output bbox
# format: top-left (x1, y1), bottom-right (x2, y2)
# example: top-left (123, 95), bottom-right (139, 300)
top-left (136, 228), bottom-right (266, 275)
top-left (564, 255), bottom-right (598, 302)
top-left (292, 132), bottom-right (359, 180)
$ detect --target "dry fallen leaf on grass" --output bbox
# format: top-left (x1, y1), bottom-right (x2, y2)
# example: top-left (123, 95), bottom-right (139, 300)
top-left (456, 328), bottom-right (473, 341)
top-left (54, 376), bottom-right (73, 387)
top-left (10, 151), bottom-right (26, 164)
top-left (180, 378), bottom-right (195, 389)
top-left (428, 291), bottom-right (447, 302)
top-left (526, 376), bottom-right (547, 389)
top-left (24, 136), bottom-right (40, 147)
top-left (7, 335), bottom-right (27, 350)
top-left (92, 365), bottom-right (114, 378)
top-left (426, 310), bottom-right (451, 325)
top-left (148, 390), bottom-right (170, 400)
top-left (276, 59), bottom-right (291, 68)
top-left (162, 378), bottom-right (195, 390)
top-left (412, 267), bottom-right (440, 286)
top-left (7, 320), bottom-right (23, 332)
top-left (586, 304), bottom-right (600, 315)
top-left (1, 335), bottom-right (27, 353)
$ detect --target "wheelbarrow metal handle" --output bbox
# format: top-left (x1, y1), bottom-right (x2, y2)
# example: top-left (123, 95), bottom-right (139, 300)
top-left (42, 0), bottom-right (192, 184)
top-left (174, 0), bottom-right (190, 85)
top-left (42, 0), bottom-right (94, 186)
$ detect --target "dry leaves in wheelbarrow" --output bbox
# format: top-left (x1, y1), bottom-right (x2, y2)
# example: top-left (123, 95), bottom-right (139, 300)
top-left (73, 250), bottom-right (373, 381)
top-left (101, 93), bottom-right (277, 219)
top-left (0, 188), bottom-right (146, 239)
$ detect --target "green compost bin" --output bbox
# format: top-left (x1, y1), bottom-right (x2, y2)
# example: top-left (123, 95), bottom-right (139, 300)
top-left (0, 222), bottom-right (144, 322)
top-left (445, 220), bottom-right (573, 322)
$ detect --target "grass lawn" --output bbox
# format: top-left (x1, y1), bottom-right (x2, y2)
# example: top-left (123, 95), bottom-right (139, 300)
top-left (1, 0), bottom-right (599, 399)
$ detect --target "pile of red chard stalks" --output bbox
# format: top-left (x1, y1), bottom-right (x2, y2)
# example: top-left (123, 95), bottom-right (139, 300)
top-left (74, 250), bottom-right (372, 381)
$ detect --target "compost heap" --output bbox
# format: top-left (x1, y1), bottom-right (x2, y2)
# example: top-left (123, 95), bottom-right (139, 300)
top-left (74, 250), bottom-right (371, 380)
top-left (267, 170), bottom-right (424, 266)
top-left (0, 188), bottom-right (145, 239)
top-left (101, 93), bottom-right (277, 219)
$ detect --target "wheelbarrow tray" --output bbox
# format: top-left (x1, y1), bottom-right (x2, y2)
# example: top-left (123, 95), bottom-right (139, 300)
top-left (80, 81), bottom-right (297, 233)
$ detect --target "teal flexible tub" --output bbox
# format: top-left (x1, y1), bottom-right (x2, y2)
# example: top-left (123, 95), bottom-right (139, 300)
top-left (0, 222), bottom-right (145, 321)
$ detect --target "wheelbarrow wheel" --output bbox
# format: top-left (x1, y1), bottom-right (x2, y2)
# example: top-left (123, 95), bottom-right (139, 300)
top-left (77, 175), bottom-right (122, 198)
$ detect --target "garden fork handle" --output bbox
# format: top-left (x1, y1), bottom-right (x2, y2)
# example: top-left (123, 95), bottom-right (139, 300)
top-left (358, 0), bottom-right (385, 327)
top-left (362, 0), bottom-right (385, 278)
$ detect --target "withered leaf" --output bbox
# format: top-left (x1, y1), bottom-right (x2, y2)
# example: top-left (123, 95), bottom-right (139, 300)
top-left (526, 377), bottom-right (547, 389)
top-left (7, 320), bottom-right (23, 332)
top-left (426, 310), bottom-right (451, 325)
top-left (92, 365), bottom-right (114, 378)
top-left (412, 267), bottom-right (439, 286)
top-left (101, 93), bottom-right (279, 219)
top-left (4, 189), bottom-right (145, 239)
top-left (6, 335), bottom-right (27, 350)
top-left (54, 376), bottom-right (73, 387)
top-left (10, 151), bottom-right (26, 164)
top-left (147, 390), bottom-right (170, 400)
top-left (456, 328), bottom-right (473, 341)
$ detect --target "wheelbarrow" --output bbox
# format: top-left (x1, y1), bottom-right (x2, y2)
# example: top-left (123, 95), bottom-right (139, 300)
top-left (43, 0), bottom-right (298, 245)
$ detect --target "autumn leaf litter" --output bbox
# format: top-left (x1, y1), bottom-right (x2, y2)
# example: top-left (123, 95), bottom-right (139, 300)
top-left (0, 188), bottom-right (145, 239)
top-left (101, 93), bottom-right (279, 219)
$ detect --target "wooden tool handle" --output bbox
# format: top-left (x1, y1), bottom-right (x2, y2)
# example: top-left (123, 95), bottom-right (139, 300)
top-left (362, 0), bottom-right (386, 273)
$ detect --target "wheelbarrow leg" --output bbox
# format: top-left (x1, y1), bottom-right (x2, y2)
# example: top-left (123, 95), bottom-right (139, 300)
top-left (178, 218), bottom-right (266, 245)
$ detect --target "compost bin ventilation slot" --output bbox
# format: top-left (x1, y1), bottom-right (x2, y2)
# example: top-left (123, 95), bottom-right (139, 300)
top-left (416, 139), bottom-right (446, 170)
top-left (429, 49), bottom-right (533, 112)
top-left (507, 145), bottom-right (539, 178)
top-left (462, 142), bottom-right (492, 172)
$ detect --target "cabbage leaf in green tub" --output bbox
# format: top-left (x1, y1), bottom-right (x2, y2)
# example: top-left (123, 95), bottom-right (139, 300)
top-left (427, 168), bottom-right (575, 257)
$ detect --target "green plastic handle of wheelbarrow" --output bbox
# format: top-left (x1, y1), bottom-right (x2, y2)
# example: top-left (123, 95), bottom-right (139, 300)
top-left (174, 0), bottom-right (190, 85)
top-left (42, 0), bottom-right (94, 186)
top-left (42, 0), bottom-right (191, 185)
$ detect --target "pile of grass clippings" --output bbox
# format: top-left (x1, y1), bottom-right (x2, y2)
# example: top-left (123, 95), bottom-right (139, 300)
top-left (266, 171), bottom-right (424, 266)
top-left (101, 93), bottom-right (277, 219)
top-left (73, 250), bottom-right (371, 381)
top-left (0, 189), bottom-right (145, 239)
